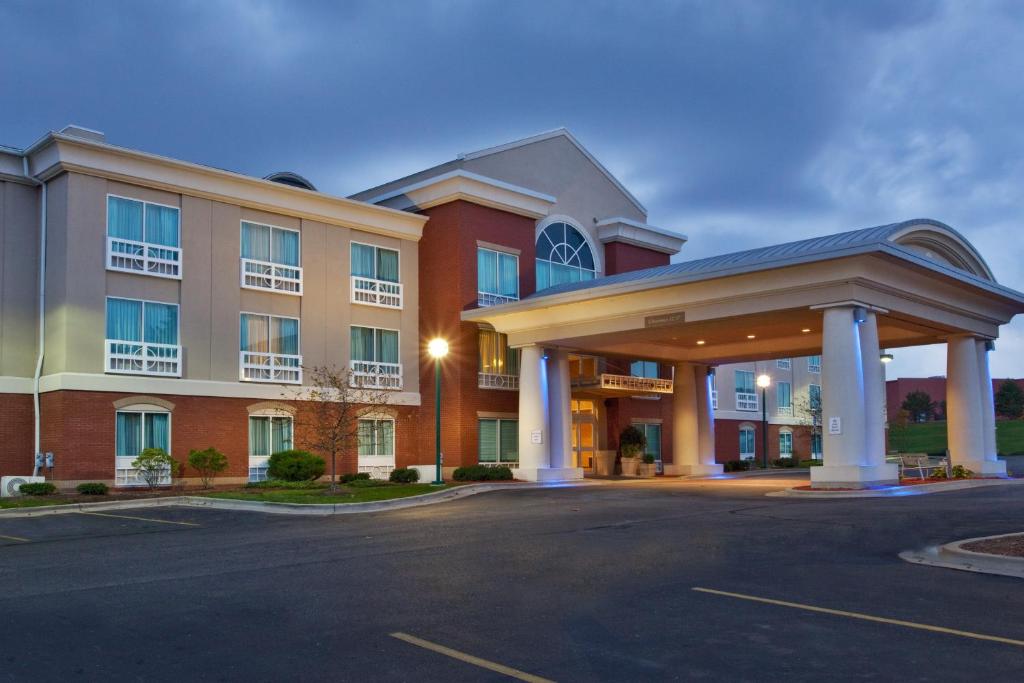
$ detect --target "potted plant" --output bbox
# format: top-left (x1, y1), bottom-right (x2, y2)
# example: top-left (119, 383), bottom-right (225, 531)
top-left (638, 453), bottom-right (657, 477)
top-left (618, 425), bottom-right (646, 476)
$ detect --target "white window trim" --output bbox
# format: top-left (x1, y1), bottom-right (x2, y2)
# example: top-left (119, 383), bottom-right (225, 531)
top-left (739, 424), bottom-right (756, 460)
top-left (358, 417), bottom-right (396, 457)
top-left (478, 417), bottom-right (519, 465)
top-left (778, 429), bottom-right (794, 458)
top-left (535, 214), bottom-right (603, 276)
top-left (104, 296), bottom-right (182, 377)
top-left (239, 311), bottom-right (303, 384)
top-left (115, 406), bottom-right (172, 487)
top-left (350, 240), bottom-right (404, 309)
top-left (808, 356), bottom-right (821, 373)
top-left (776, 381), bottom-right (793, 417)
top-left (239, 220), bottom-right (303, 295)
top-left (248, 413), bottom-right (294, 482)
top-left (477, 245), bottom-right (520, 306)
top-left (776, 358), bottom-right (791, 370)
top-left (106, 194), bottom-right (182, 280)
top-left (350, 324), bottom-right (403, 390)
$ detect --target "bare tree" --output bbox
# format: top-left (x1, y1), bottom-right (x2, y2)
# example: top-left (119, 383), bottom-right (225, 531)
top-left (791, 389), bottom-right (822, 458)
top-left (286, 365), bottom-right (392, 491)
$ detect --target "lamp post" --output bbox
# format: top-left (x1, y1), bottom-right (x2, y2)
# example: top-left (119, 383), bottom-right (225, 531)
top-left (427, 338), bottom-right (449, 486)
top-left (757, 373), bottom-right (771, 469)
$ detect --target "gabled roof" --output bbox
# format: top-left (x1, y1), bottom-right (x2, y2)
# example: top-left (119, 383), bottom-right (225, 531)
top-left (492, 219), bottom-right (1020, 306)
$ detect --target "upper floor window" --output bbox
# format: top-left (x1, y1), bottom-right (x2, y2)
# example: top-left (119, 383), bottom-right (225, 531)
top-left (240, 313), bottom-right (301, 384)
top-left (536, 222), bottom-right (596, 291)
top-left (478, 329), bottom-right (521, 390)
top-left (777, 381), bottom-right (792, 416)
top-left (351, 242), bottom-right (402, 308)
top-left (735, 370), bottom-right (757, 411)
top-left (105, 297), bottom-right (181, 377)
top-left (241, 221), bottom-right (302, 295)
top-left (350, 326), bottom-right (402, 390)
top-left (809, 384), bottom-right (822, 412)
top-left (106, 195), bottom-right (181, 279)
top-left (477, 247), bottom-right (519, 306)
top-left (631, 360), bottom-right (659, 379)
top-left (808, 355), bottom-right (821, 373)
top-left (777, 358), bottom-right (791, 370)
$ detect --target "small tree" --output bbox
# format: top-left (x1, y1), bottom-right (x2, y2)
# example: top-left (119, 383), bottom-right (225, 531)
top-left (619, 425), bottom-right (647, 458)
top-left (188, 447), bottom-right (228, 488)
top-left (287, 365), bottom-right (391, 491)
top-left (792, 388), bottom-right (823, 455)
top-left (901, 391), bottom-right (936, 423)
top-left (995, 380), bottom-right (1024, 419)
top-left (132, 447), bottom-right (174, 490)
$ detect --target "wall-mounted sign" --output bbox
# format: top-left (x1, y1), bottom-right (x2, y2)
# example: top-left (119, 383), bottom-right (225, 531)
top-left (828, 417), bottom-right (842, 435)
top-left (530, 429), bottom-right (543, 444)
top-left (644, 311), bottom-right (686, 328)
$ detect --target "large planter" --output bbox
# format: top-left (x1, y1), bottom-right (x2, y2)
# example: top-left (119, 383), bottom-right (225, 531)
top-left (620, 456), bottom-right (640, 476)
top-left (637, 462), bottom-right (657, 478)
top-left (594, 451), bottom-right (617, 477)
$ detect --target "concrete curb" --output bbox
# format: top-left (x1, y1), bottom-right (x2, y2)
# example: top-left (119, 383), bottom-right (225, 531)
top-left (900, 532), bottom-right (1024, 579)
top-left (766, 477), bottom-right (1024, 498)
top-left (0, 480), bottom-right (596, 519)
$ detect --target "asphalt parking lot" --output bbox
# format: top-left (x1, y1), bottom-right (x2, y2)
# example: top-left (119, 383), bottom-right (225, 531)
top-left (2, 476), bottom-right (1023, 681)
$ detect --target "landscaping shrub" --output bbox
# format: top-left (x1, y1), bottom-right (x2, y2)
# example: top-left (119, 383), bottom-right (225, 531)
top-left (76, 482), bottom-right (108, 495)
top-left (132, 448), bottom-right (175, 490)
top-left (389, 467), bottom-right (419, 483)
top-left (19, 482), bottom-right (57, 495)
top-left (340, 472), bottom-right (371, 484)
top-left (723, 460), bottom-right (752, 472)
top-left (267, 450), bottom-right (325, 482)
top-left (951, 465), bottom-right (975, 479)
top-left (771, 458), bottom-right (797, 468)
top-left (187, 447), bottom-right (228, 488)
top-left (347, 478), bottom-right (390, 488)
top-left (453, 465), bottom-right (514, 481)
top-left (619, 425), bottom-right (647, 458)
top-left (798, 459), bottom-right (823, 467)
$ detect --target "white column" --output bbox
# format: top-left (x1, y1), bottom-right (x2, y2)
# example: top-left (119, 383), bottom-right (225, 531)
top-left (811, 306), bottom-right (897, 488)
top-left (694, 365), bottom-right (723, 474)
top-left (976, 340), bottom-right (999, 464)
top-left (947, 336), bottom-right (1005, 475)
top-left (858, 312), bottom-right (887, 467)
top-left (515, 345), bottom-right (550, 480)
top-left (667, 362), bottom-right (722, 476)
top-left (545, 349), bottom-right (582, 480)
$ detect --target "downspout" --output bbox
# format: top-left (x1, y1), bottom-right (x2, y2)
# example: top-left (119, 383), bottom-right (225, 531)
top-left (22, 155), bottom-right (46, 477)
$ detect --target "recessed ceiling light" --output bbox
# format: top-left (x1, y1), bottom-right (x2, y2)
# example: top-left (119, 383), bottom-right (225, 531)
top-left (696, 340), bottom-right (705, 345)
top-left (801, 328), bottom-right (811, 333)
top-left (746, 334), bottom-right (756, 339)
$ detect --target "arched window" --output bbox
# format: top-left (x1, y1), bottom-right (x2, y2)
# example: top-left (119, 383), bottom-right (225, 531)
top-left (739, 424), bottom-right (756, 461)
top-left (536, 221), bottom-right (596, 291)
top-left (113, 398), bottom-right (174, 486)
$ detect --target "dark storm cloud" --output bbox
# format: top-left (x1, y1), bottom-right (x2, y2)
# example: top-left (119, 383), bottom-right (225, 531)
top-left (2, 0), bottom-right (1022, 376)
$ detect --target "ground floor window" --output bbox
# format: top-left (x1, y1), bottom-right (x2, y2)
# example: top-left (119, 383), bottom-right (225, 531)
top-left (779, 430), bottom-right (793, 458)
top-left (249, 415), bottom-right (293, 481)
top-left (479, 418), bottom-right (518, 463)
top-left (633, 422), bottom-right (663, 473)
top-left (358, 417), bottom-right (396, 479)
top-left (811, 432), bottom-right (823, 459)
top-left (739, 425), bottom-right (756, 460)
top-left (115, 409), bottom-right (170, 486)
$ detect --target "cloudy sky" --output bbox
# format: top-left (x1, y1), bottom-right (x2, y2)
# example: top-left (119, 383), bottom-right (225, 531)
top-left (2, 0), bottom-right (1021, 378)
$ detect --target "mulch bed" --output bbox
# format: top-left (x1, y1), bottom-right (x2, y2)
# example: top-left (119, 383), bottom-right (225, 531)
top-left (962, 533), bottom-right (1024, 558)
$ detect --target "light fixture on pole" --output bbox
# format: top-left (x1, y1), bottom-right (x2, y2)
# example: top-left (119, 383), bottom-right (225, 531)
top-left (757, 373), bottom-right (772, 470)
top-left (427, 338), bottom-right (449, 486)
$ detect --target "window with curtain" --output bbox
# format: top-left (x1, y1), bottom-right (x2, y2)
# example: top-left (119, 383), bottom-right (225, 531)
top-left (777, 382), bottom-right (792, 412)
top-left (739, 426), bottom-right (756, 460)
top-left (535, 222), bottom-right (596, 291)
top-left (107, 196), bottom-right (180, 247)
top-left (811, 433), bottom-right (823, 458)
top-left (808, 355), bottom-right (821, 373)
top-left (477, 247), bottom-right (519, 299)
top-left (116, 411), bottom-right (170, 457)
top-left (248, 416), bottom-right (293, 456)
top-left (777, 358), bottom-right (791, 369)
top-left (478, 418), bottom-right (518, 463)
top-left (630, 360), bottom-right (658, 378)
top-left (779, 431), bottom-right (793, 457)
top-left (241, 222), bottom-right (300, 266)
top-left (809, 384), bottom-right (822, 411)
top-left (350, 326), bottom-right (399, 364)
top-left (106, 298), bottom-right (178, 345)
top-left (240, 314), bottom-right (299, 355)
top-left (633, 423), bottom-right (662, 462)
top-left (351, 242), bottom-right (400, 283)
top-left (358, 419), bottom-right (395, 456)
top-left (478, 330), bottom-right (520, 376)
top-left (735, 370), bottom-right (755, 394)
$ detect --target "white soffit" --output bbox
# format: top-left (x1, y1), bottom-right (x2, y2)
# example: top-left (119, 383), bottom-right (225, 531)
top-left (595, 217), bottom-right (687, 255)
top-left (365, 169), bottom-right (557, 219)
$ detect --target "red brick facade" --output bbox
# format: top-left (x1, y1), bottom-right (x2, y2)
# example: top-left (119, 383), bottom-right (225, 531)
top-left (0, 394), bottom-right (34, 476)
top-left (885, 377), bottom-right (1023, 421)
top-left (713, 418), bottom-right (814, 463)
top-left (604, 241), bottom-right (670, 274)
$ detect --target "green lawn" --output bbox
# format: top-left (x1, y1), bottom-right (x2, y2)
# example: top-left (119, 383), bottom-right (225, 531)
top-left (0, 497), bottom-right (79, 510)
top-left (889, 420), bottom-right (1024, 455)
top-left (202, 483), bottom-right (447, 505)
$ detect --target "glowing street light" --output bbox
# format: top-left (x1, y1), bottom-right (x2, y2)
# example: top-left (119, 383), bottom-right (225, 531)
top-left (757, 373), bottom-right (771, 469)
top-left (428, 338), bottom-right (449, 485)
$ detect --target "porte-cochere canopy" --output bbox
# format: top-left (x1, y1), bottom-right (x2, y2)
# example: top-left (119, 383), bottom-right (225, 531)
top-left (464, 219), bottom-right (1024, 489)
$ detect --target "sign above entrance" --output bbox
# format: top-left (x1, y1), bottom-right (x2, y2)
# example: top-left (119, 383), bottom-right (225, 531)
top-left (644, 311), bottom-right (686, 328)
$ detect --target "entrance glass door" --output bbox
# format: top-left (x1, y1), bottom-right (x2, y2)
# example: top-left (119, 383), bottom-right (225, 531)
top-left (572, 399), bottom-right (597, 469)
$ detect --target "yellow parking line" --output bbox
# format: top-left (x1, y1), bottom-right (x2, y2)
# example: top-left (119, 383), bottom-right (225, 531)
top-left (77, 511), bottom-right (199, 527)
top-left (0, 533), bottom-right (30, 542)
top-left (692, 587), bottom-right (1024, 647)
top-left (390, 632), bottom-right (555, 682)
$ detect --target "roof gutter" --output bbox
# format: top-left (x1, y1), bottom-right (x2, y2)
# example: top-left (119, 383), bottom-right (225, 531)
top-left (21, 154), bottom-right (46, 477)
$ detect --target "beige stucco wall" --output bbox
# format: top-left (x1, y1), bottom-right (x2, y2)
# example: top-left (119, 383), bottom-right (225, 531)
top-left (38, 171), bottom-right (421, 394)
top-left (0, 179), bottom-right (40, 378)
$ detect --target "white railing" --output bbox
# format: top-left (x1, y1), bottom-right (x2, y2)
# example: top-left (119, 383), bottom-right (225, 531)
top-left (777, 359), bottom-right (791, 369)
top-left (107, 236), bottom-right (182, 279)
top-left (241, 258), bottom-right (303, 295)
top-left (240, 351), bottom-right (303, 384)
top-left (711, 390), bottom-right (718, 409)
top-left (115, 467), bottom-right (171, 487)
top-left (477, 292), bottom-right (519, 307)
top-left (351, 276), bottom-right (402, 309)
top-left (778, 406), bottom-right (794, 417)
top-left (351, 361), bottom-right (403, 390)
top-left (248, 466), bottom-right (269, 483)
top-left (808, 358), bottom-right (821, 373)
top-left (358, 464), bottom-right (396, 480)
top-left (599, 374), bottom-right (673, 394)
top-left (478, 372), bottom-right (519, 390)
top-left (105, 340), bottom-right (182, 377)
top-left (736, 391), bottom-right (759, 411)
